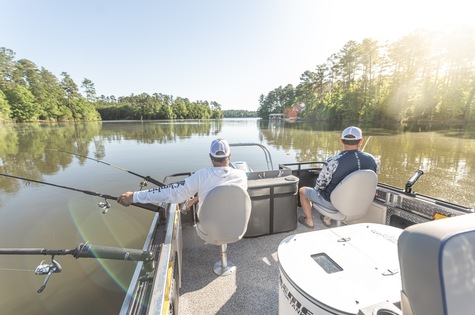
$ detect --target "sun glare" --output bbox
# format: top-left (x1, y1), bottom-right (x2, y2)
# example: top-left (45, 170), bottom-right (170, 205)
top-left (342, 0), bottom-right (475, 43)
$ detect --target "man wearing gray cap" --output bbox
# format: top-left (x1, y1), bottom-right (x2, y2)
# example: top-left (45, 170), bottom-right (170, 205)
top-left (298, 126), bottom-right (378, 228)
top-left (117, 138), bottom-right (247, 210)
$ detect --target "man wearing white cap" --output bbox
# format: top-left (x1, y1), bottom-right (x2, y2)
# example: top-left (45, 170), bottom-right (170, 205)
top-left (117, 139), bottom-right (247, 210)
top-left (298, 126), bottom-right (378, 228)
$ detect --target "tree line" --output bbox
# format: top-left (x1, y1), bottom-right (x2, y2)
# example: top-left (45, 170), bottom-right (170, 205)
top-left (257, 27), bottom-right (475, 124)
top-left (0, 47), bottom-right (224, 122)
top-left (95, 93), bottom-right (223, 120)
top-left (222, 109), bottom-right (257, 118)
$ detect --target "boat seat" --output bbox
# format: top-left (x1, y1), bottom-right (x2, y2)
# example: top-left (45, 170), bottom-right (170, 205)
top-left (195, 184), bottom-right (251, 276)
top-left (312, 169), bottom-right (377, 226)
top-left (398, 213), bottom-right (475, 315)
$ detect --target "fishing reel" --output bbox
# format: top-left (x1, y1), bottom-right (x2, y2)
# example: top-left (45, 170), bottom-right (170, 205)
top-left (139, 180), bottom-right (148, 190)
top-left (35, 256), bottom-right (62, 293)
top-left (98, 199), bottom-right (111, 214)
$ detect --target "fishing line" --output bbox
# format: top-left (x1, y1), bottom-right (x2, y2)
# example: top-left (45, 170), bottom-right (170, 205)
top-left (52, 149), bottom-right (165, 187)
top-left (0, 173), bottom-right (158, 212)
top-left (0, 243), bottom-right (153, 293)
top-left (0, 267), bottom-right (35, 272)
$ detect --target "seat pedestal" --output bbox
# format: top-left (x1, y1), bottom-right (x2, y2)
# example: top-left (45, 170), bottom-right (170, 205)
top-left (213, 244), bottom-right (236, 276)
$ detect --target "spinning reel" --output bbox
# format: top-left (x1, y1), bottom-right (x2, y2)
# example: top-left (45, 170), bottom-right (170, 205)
top-left (35, 256), bottom-right (62, 293)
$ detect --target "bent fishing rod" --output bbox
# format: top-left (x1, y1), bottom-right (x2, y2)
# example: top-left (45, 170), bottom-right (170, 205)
top-left (53, 149), bottom-right (165, 187)
top-left (0, 243), bottom-right (153, 293)
top-left (0, 173), bottom-right (158, 213)
top-left (361, 135), bottom-right (373, 152)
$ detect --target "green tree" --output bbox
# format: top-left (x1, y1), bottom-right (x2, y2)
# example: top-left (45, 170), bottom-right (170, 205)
top-left (81, 78), bottom-right (96, 102)
top-left (159, 103), bottom-right (173, 119)
top-left (12, 59), bottom-right (65, 120)
top-left (338, 41), bottom-right (359, 87)
top-left (0, 90), bottom-right (11, 120)
top-left (0, 47), bottom-right (16, 87)
top-left (210, 101), bottom-right (223, 118)
top-left (261, 27), bottom-right (475, 123)
top-left (39, 68), bottom-right (68, 120)
top-left (257, 85), bottom-right (296, 119)
top-left (4, 84), bottom-right (39, 121)
top-left (60, 72), bottom-right (81, 119)
top-left (172, 98), bottom-right (189, 119)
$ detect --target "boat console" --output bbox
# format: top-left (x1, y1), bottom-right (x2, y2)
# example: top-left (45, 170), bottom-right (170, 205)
top-left (245, 169), bottom-right (299, 237)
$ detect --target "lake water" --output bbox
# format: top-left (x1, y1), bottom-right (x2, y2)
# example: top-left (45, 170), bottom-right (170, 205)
top-left (1, 119), bottom-right (475, 314)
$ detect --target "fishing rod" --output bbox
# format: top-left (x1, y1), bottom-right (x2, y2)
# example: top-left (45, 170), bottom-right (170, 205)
top-left (0, 173), bottom-right (158, 213)
top-left (361, 135), bottom-right (373, 152)
top-left (53, 149), bottom-right (165, 187)
top-left (0, 243), bottom-right (153, 293)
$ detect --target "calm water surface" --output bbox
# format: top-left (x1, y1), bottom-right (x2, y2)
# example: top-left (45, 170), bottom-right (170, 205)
top-left (0, 119), bottom-right (475, 315)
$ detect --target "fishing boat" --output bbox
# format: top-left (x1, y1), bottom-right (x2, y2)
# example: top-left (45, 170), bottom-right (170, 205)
top-left (118, 143), bottom-right (474, 315)
top-left (1, 143), bottom-right (473, 314)
top-left (269, 113), bottom-right (285, 121)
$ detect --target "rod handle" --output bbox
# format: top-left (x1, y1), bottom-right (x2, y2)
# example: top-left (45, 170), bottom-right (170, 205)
top-left (405, 169), bottom-right (424, 193)
top-left (74, 244), bottom-right (153, 261)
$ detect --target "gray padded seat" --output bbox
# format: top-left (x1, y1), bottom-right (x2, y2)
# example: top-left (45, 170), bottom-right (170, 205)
top-left (313, 169), bottom-right (377, 226)
top-left (398, 213), bottom-right (475, 315)
top-left (196, 184), bottom-right (251, 276)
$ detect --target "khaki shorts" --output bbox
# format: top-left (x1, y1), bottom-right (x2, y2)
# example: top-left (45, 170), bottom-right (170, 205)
top-left (303, 187), bottom-right (337, 213)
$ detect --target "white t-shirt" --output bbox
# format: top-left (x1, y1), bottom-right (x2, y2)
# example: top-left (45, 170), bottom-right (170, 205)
top-left (133, 166), bottom-right (247, 209)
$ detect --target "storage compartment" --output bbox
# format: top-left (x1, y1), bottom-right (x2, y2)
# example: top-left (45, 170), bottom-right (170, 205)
top-left (279, 162), bottom-right (323, 206)
top-left (244, 170), bottom-right (299, 237)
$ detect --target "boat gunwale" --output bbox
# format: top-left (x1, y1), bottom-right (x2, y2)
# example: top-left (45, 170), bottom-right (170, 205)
top-left (120, 211), bottom-right (161, 314)
top-left (121, 203), bottom-right (181, 315)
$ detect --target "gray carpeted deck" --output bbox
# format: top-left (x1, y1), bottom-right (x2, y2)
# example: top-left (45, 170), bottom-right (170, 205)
top-left (178, 207), bottom-right (329, 315)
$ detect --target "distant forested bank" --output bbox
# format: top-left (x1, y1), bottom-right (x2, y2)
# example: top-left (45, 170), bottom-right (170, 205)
top-left (0, 47), bottom-right (236, 122)
top-left (3, 27), bottom-right (474, 124)
top-left (258, 27), bottom-right (475, 124)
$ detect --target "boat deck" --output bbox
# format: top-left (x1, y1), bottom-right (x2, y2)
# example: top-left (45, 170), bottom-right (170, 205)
top-left (178, 207), bottom-right (324, 315)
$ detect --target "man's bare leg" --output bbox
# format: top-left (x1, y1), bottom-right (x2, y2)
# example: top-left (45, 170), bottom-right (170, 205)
top-left (299, 187), bottom-right (314, 227)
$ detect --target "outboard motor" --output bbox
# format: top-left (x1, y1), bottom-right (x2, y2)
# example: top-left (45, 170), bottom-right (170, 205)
top-left (230, 161), bottom-right (252, 175)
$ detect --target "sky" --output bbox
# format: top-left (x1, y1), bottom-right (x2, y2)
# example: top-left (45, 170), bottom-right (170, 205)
top-left (1, 0), bottom-right (474, 111)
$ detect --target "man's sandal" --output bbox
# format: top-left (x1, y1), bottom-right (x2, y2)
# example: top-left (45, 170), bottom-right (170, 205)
top-left (320, 214), bottom-right (332, 227)
top-left (298, 216), bottom-right (314, 229)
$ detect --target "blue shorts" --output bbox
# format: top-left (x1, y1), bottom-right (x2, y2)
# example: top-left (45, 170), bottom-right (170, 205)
top-left (304, 188), bottom-right (337, 213)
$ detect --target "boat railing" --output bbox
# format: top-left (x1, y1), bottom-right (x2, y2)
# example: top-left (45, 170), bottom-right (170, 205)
top-left (120, 212), bottom-right (161, 314)
top-left (162, 172), bottom-right (193, 185)
top-left (279, 161), bottom-right (474, 225)
top-left (375, 183), bottom-right (474, 225)
top-left (120, 202), bottom-right (182, 315)
top-left (147, 203), bottom-right (181, 315)
top-left (230, 142), bottom-right (274, 170)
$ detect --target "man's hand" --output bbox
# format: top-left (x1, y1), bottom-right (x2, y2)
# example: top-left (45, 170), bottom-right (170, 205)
top-left (117, 192), bottom-right (134, 207)
top-left (184, 195), bottom-right (199, 208)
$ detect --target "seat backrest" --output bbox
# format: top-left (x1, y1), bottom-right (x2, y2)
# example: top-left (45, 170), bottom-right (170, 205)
top-left (196, 184), bottom-right (252, 245)
top-left (398, 213), bottom-right (475, 315)
top-left (330, 169), bottom-right (377, 220)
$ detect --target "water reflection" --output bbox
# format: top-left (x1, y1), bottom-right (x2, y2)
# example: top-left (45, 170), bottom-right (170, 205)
top-left (1, 119), bottom-right (473, 209)
top-left (0, 120), bottom-right (223, 206)
top-left (260, 120), bottom-right (475, 207)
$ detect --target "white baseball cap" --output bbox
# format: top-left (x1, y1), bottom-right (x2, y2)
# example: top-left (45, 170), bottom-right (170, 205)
top-left (210, 139), bottom-right (231, 158)
top-left (341, 126), bottom-right (362, 140)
